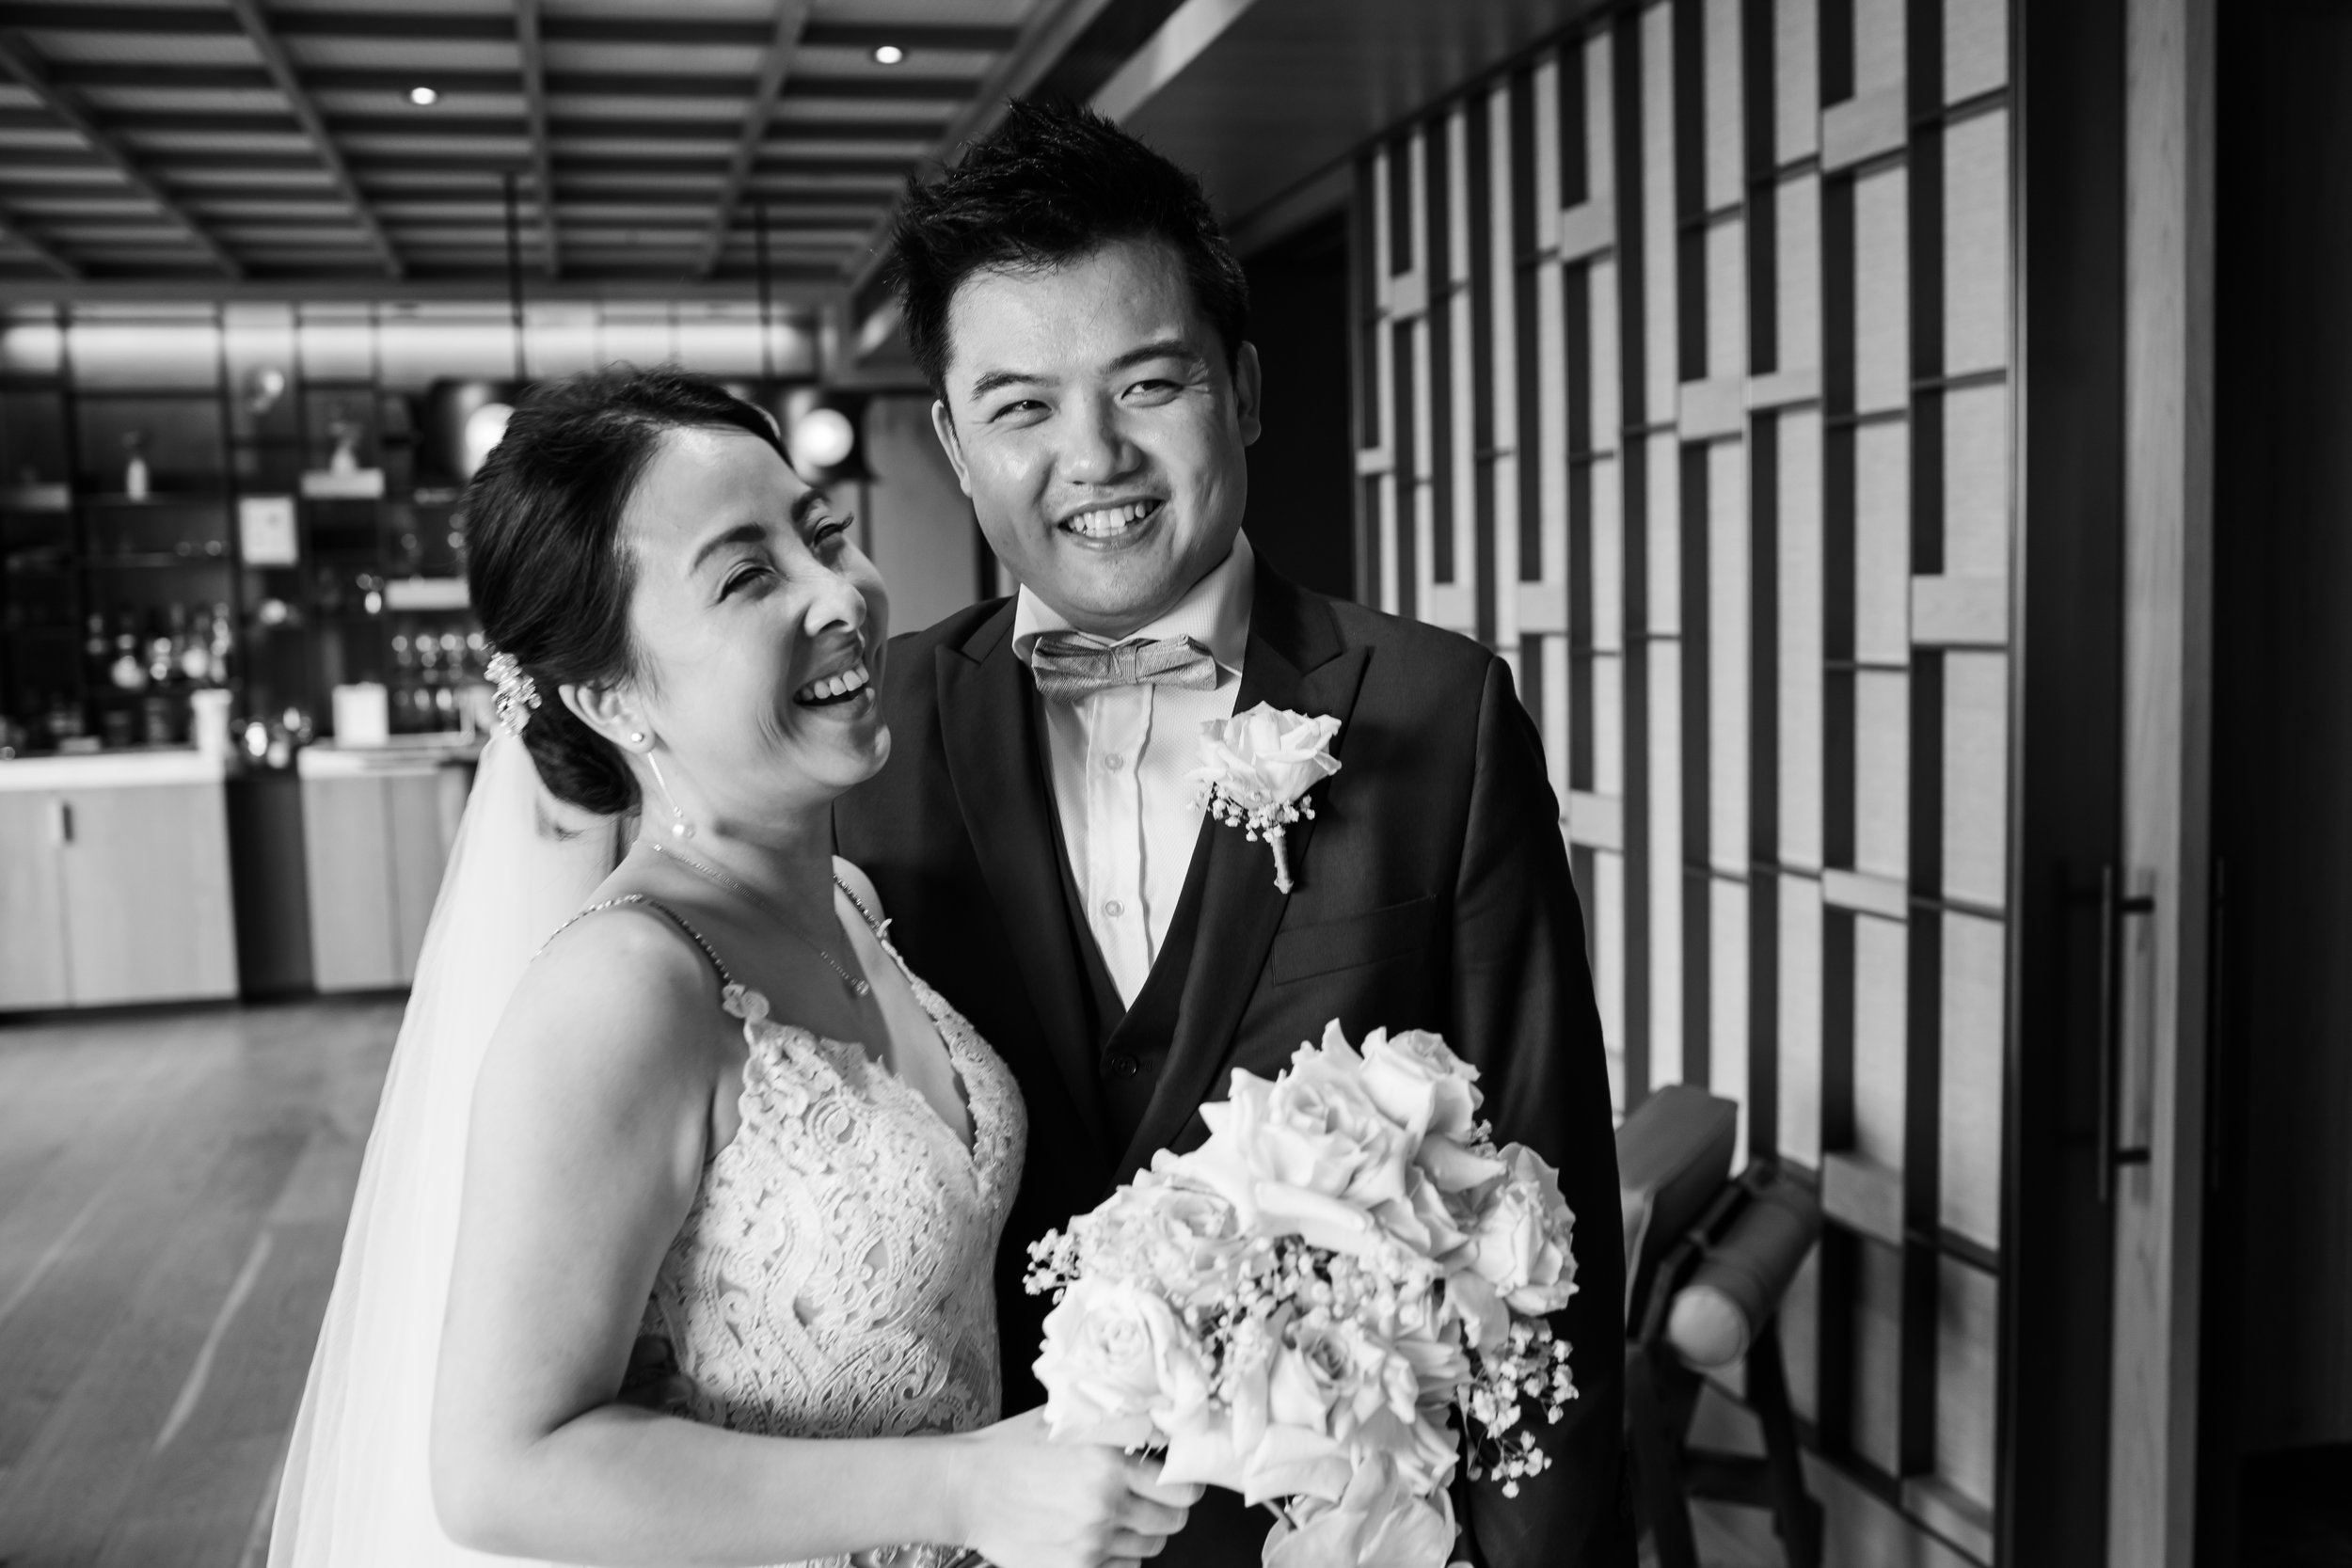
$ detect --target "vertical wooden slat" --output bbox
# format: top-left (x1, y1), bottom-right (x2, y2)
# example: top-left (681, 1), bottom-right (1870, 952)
top-left (1446, 109), bottom-right (1478, 631)
top-left (1853, 911), bottom-right (1909, 1167)
top-left (1712, 875), bottom-right (1752, 1163)
top-left (1942, 650), bottom-right (2008, 909)
top-left (1427, 120), bottom-right (1456, 602)
top-left (1650, 636), bottom-right (1686, 1087)
top-left (1774, 0), bottom-right (1820, 164)
top-left (1942, 385), bottom-right (2009, 578)
top-left (1682, 440), bottom-right (1712, 1092)
top-left (1936, 1255), bottom-right (2000, 1505)
top-left (1944, 108), bottom-right (2010, 375)
top-left (1596, 847), bottom-right (1629, 1106)
top-left (1648, 423), bottom-right (1685, 1087)
top-left (1853, 0), bottom-right (1906, 96)
top-left (1939, 908), bottom-right (2006, 1249)
top-left (1467, 91), bottom-right (1499, 648)
top-left (1854, 420), bottom-right (1912, 665)
top-left (1615, 7), bottom-right (1652, 1106)
top-left (1708, 440), bottom-right (1752, 873)
top-left (1943, 0), bottom-right (2008, 103)
top-left (1780, 870), bottom-right (1825, 1161)
top-left (1544, 634), bottom-right (1572, 802)
top-left (1853, 166), bottom-right (1910, 412)
top-left (1852, 1232), bottom-right (1906, 1471)
top-left (1777, 171), bottom-right (1824, 371)
top-left (1855, 668), bottom-right (1909, 879)
top-left (1779, 405), bottom-right (1826, 870)
top-left (1642, 1), bottom-right (1680, 423)
top-left (1703, 0), bottom-right (1747, 212)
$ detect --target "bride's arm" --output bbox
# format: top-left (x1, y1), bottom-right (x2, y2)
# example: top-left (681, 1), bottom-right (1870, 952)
top-left (431, 913), bottom-right (1185, 1568)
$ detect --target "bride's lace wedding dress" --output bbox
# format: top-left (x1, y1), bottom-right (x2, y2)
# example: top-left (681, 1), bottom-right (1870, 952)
top-left (607, 893), bottom-right (1029, 1568)
top-left (272, 738), bottom-right (1023, 1568)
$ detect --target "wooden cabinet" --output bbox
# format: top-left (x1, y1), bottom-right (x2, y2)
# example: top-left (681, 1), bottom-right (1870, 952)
top-left (299, 753), bottom-right (469, 991)
top-left (0, 790), bottom-right (71, 1009)
top-left (0, 756), bottom-right (238, 1010)
top-left (58, 784), bottom-right (238, 1006)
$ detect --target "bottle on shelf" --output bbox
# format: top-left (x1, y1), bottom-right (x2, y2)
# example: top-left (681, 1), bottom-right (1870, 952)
top-left (209, 601), bottom-right (233, 682)
top-left (181, 605), bottom-right (213, 685)
top-left (123, 431), bottom-right (150, 500)
top-left (110, 610), bottom-right (148, 692)
top-left (148, 608), bottom-right (178, 689)
top-left (84, 612), bottom-right (109, 683)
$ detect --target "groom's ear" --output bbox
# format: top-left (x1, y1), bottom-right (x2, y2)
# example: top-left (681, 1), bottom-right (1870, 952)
top-left (560, 679), bottom-right (649, 754)
top-left (930, 398), bottom-right (974, 497)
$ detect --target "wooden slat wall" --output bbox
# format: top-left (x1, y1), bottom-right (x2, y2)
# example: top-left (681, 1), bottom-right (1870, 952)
top-left (1351, 0), bottom-right (2012, 1560)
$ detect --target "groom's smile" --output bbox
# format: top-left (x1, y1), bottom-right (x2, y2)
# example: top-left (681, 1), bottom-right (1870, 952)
top-left (1059, 495), bottom-right (1166, 542)
top-left (930, 236), bottom-right (1262, 639)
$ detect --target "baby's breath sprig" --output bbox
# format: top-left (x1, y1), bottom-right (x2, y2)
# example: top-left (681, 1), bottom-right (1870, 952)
top-left (1196, 782), bottom-right (1319, 894)
top-left (1459, 1320), bottom-right (1577, 1495)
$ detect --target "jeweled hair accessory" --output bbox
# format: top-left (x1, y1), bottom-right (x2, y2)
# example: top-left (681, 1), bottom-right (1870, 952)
top-left (485, 649), bottom-right (540, 735)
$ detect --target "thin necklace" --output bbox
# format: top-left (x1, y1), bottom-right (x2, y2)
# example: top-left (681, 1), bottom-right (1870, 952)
top-left (643, 838), bottom-right (879, 999)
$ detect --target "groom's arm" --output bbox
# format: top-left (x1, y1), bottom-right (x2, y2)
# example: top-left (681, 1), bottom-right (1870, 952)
top-left (1448, 655), bottom-right (1632, 1567)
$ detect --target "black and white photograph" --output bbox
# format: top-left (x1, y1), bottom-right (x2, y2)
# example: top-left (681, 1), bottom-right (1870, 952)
top-left (0, 1), bottom-right (2335, 1566)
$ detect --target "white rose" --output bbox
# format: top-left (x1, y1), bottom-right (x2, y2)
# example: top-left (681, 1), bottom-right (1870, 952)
top-left (1184, 1054), bottom-right (1416, 1254)
top-left (1453, 1146), bottom-right (1578, 1315)
top-left (1033, 1278), bottom-right (1211, 1448)
top-left (1416, 1129), bottom-right (1509, 1194)
top-left (1372, 1170), bottom-right (1470, 1259)
top-left (1269, 1318), bottom-right (1418, 1447)
top-left (1358, 1026), bottom-right (1483, 1141)
top-left (1075, 1175), bottom-right (1251, 1307)
top-left (1191, 704), bottom-right (1343, 811)
top-left (1262, 1451), bottom-right (1459, 1568)
top-left (1233, 1317), bottom-right (1414, 1506)
top-left (1391, 1323), bottom-right (1471, 1406)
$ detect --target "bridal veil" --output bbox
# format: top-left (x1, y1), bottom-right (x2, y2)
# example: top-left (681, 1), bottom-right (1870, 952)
top-left (271, 731), bottom-right (621, 1566)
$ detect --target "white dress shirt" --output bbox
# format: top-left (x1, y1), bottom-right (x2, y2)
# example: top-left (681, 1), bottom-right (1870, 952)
top-left (1012, 532), bottom-right (1256, 1006)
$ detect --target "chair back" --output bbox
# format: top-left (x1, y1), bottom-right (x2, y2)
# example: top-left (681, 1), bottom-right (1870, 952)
top-left (1615, 1085), bottom-right (1740, 1322)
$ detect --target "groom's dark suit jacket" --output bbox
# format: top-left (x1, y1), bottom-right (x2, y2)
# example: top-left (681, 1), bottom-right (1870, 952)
top-left (836, 564), bottom-right (1629, 1566)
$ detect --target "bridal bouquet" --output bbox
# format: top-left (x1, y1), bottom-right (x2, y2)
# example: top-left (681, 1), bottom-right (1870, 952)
top-left (1025, 1022), bottom-right (1579, 1567)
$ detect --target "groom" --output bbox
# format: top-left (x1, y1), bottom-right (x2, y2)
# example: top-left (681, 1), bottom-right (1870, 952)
top-left (836, 102), bottom-right (1628, 1565)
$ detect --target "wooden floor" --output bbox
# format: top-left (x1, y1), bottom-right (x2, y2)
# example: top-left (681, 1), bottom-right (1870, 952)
top-left (0, 997), bottom-right (400, 1568)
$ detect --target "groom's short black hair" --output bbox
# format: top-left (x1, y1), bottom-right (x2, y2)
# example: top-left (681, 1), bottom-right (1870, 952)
top-left (887, 99), bottom-right (1249, 400)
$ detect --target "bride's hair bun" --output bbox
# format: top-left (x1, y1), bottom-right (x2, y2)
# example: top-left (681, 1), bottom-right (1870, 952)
top-left (462, 367), bottom-right (789, 815)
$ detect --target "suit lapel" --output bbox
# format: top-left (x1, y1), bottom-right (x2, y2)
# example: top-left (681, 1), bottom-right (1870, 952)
top-left (1115, 571), bottom-right (1371, 1180)
top-left (935, 607), bottom-right (1112, 1164)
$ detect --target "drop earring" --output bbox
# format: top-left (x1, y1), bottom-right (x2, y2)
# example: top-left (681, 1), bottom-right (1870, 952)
top-left (646, 752), bottom-right (693, 839)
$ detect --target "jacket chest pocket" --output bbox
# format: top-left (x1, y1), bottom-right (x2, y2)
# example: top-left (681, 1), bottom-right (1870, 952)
top-left (1267, 895), bottom-right (1438, 984)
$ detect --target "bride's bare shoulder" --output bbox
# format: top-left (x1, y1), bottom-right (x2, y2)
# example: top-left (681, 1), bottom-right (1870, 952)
top-left (482, 901), bottom-right (729, 1111)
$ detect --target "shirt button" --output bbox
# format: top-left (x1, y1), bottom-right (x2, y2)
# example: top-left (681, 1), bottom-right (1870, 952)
top-left (1103, 898), bottom-right (1124, 918)
top-left (1103, 753), bottom-right (1125, 771)
top-left (1106, 1053), bottom-right (1140, 1078)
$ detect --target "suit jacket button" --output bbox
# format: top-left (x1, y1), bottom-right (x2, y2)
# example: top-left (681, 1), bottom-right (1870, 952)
top-left (1106, 1053), bottom-right (1139, 1078)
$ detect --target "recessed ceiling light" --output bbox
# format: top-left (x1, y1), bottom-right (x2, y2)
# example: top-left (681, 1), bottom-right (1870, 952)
top-left (408, 86), bottom-right (438, 106)
top-left (871, 44), bottom-right (904, 65)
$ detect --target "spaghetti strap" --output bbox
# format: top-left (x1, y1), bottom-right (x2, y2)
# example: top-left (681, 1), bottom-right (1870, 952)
top-left (538, 893), bottom-right (736, 991)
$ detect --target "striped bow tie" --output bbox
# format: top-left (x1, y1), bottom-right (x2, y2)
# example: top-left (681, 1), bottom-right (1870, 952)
top-left (1029, 631), bottom-right (1219, 704)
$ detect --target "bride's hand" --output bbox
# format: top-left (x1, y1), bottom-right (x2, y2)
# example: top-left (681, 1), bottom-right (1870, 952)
top-left (946, 1409), bottom-right (1201, 1568)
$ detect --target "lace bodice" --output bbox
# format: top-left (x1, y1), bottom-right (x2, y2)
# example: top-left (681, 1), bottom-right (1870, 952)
top-left (638, 927), bottom-right (1026, 1568)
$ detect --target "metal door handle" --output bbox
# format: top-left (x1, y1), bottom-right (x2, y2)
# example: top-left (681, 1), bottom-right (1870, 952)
top-left (52, 798), bottom-right (72, 845)
top-left (2097, 863), bottom-right (2155, 1201)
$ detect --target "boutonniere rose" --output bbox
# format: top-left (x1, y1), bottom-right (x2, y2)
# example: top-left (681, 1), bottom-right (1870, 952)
top-left (1189, 703), bottom-right (1343, 893)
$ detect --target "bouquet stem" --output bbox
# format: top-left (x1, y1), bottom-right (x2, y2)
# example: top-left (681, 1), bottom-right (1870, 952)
top-left (1268, 826), bottom-right (1294, 894)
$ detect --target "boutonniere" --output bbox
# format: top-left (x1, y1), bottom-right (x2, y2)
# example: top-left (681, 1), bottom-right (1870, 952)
top-left (1188, 703), bottom-right (1343, 894)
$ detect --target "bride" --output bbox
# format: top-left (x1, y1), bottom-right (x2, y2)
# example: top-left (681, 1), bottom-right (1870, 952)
top-left (270, 369), bottom-right (1195, 1567)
